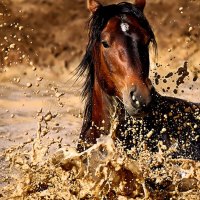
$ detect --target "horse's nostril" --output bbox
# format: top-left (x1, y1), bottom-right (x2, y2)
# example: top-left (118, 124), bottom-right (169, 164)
top-left (136, 100), bottom-right (140, 106)
top-left (132, 95), bottom-right (136, 101)
top-left (130, 93), bottom-right (141, 108)
top-left (130, 88), bottom-right (136, 101)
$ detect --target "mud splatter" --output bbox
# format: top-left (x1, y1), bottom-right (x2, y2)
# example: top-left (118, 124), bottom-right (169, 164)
top-left (0, 1), bottom-right (200, 200)
top-left (0, 116), bottom-right (200, 200)
top-left (175, 62), bottom-right (190, 87)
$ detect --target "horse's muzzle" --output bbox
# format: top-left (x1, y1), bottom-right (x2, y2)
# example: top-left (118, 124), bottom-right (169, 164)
top-left (122, 86), bottom-right (152, 117)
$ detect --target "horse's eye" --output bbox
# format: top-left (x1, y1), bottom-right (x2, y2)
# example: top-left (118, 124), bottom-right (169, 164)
top-left (101, 40), bottom-right (110, 48)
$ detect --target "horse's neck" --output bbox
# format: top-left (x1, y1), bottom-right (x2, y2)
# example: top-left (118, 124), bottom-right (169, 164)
top-left (91, 79), bottom-right (116, 131)
top-left (78, 77), bottom-right (117, 148)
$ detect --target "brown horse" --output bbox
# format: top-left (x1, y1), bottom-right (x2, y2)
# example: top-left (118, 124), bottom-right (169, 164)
top-left (76, 0), bottom-right (200, 160)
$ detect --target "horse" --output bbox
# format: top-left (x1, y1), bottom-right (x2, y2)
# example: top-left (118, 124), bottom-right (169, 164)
top-left (76, 0), bottom-right (200, 161)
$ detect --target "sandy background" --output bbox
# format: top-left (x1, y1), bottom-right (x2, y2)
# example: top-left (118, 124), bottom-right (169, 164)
top-left (0, 0), bottom-right (200, 199)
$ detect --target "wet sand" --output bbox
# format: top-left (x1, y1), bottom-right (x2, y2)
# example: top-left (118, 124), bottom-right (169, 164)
top-left (0, 65), bottom-right (82, 152)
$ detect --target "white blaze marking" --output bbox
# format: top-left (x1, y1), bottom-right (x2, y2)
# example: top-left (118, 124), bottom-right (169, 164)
top-left (120, 23), bottom-right (129, 32)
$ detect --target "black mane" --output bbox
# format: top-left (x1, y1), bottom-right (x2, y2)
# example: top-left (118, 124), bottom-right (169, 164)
top-left (76, 2), bottom-right (157, 134)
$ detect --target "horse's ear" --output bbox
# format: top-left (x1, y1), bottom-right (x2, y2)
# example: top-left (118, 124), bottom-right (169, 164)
top-left (135, 0), bottom-right (146, 11)
top-left (87, 0), bottom-right (102, 13)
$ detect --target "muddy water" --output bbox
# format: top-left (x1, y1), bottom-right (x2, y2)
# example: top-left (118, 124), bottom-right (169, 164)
top-left (0, 63), bottom-right (199, 200)
top-left (0, 65), bottom-right (83, 195)
top-left (0, 0), bottom-right (200, 199)
top-left (2, 130), bottom-right (200, 199)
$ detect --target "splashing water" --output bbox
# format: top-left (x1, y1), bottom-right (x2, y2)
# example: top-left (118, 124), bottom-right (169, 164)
top-left (0, 114), bottom-right (199, 200)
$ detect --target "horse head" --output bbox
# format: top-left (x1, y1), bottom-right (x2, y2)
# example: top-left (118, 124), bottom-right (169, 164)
top-left (88, 0), bottom-right (156, 117)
